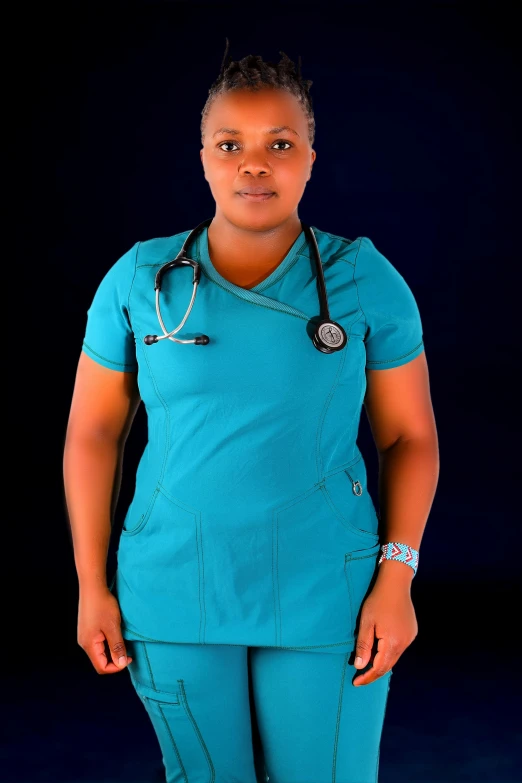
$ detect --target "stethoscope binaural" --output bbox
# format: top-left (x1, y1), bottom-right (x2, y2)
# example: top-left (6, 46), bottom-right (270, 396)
top-left (144, 217), bottom-right (347, 354)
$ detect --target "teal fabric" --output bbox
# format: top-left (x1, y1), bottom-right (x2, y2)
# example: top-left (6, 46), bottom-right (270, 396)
top-left (125, 639), bottom-right (393, 783)
top-left (82, 224), bottom-right (424, 652)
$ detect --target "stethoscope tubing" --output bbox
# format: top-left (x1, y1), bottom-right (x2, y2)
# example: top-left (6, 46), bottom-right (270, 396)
top-left (144, 218), bottom-right (347, 353)
top-left (153, 278), bottom-right (199, 344)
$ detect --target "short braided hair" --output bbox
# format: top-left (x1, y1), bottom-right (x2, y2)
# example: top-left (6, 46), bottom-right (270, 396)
top-left (201, 38), bottom-right (315, 147)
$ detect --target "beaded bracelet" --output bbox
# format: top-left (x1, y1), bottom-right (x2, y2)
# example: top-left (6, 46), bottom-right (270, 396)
top-left (378, 542), bottom-right (419, 577)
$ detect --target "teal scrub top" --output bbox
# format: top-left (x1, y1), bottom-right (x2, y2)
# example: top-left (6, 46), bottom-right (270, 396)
top-left (82, 224), bottom-right (425, 653)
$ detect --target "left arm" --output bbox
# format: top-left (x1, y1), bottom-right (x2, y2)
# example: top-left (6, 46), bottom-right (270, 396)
top-left (366, 349), bottom-right (440, 586)
top-left (353, 350), bottom-right (440, 684)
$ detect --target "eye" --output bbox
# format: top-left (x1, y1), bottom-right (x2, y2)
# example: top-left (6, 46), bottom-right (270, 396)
top-left (217, 140), bottom-right (293, 152)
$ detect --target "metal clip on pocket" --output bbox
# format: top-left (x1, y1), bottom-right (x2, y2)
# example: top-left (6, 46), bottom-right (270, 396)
top-left (345, 469), bottom-right (363, 497)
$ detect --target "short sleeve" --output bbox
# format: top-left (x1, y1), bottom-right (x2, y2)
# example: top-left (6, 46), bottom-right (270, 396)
top-left (81, 243), bottom-right (139, 372)
top-left (355, 237), bottom-right (424, 369)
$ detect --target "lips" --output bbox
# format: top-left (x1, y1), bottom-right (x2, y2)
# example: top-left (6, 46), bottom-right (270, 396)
top-left (238, 187), bottom-right (275, 195)
top-left (239, 192), bottom-right (275, 202)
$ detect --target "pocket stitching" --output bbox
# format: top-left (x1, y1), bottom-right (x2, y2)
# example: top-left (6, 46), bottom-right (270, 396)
top-left (322, 453), bottom-right (364, 481)
top-left (121, 486), bottom-right (160, 537)
top-left (157, 482), bottom-right (201, 515)
top-left (155, 702), bottom-right (189, 783)
top-left (344, 543), bottom-right (381, 641)
top-left (344, 558), bottom-right (354, 640)
top-left (345, 542), bottom-right (382, 562)
top-left (320, 482), bottom-right (379, 542)
top-left (178, 679), bottom-right (216, 781)
top-left (143, 693), bottom-right (181, 705)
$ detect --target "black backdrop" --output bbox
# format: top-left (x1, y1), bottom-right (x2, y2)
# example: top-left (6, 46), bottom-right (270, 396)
top-left (17, 3), bottom-right (520, 782)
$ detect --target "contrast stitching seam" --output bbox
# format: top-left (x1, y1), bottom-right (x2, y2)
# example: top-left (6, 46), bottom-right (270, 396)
top-left (318, 453), bottom-right (364, 481)
top-left (155, 486), bottom-right (206, 643)
top-left (352, 238), bottom-right (366, 335)
top-left (321, 484), bottom-right (379, 542)
top-left (190, 507), bottom-right (204, 645)
top-left (253, 239), bottom-right (310, 292)
top-left (142, 641), bottom-right (157, 691)
top-left (366, 340), bottom-right (424, 364)
top-left (81, 341), bottom-right (137, 369)
top-left (276, 509), bottom-right (282, 645)
top-left (128, 241), bottom-right (139, 326)
top-left (319, 229), bottom-right (355, 249)
top-left (272, 508), bottom-right (280, 647)
top-left (136, 328), bottom-right (170, 486)
top-left (197, 509), bottom-right (207, 644)
top-left (178, 679), bottom-right (216, 782)
top-left (121, 486), bottom-right (159, 536)
top-left (332, 653), bottom-right (350, 782)
top-left (315, 346), bottom-right (348, 480)
top-left (121, 628), bottom-right (357, 648)
top-left (272, 481), bottom-right (321, 645)
top-left (320, 482), bottom-right (379, 544)
top-left (282, 639), bottom-right (355, 650)
top-left (344, 561), bottom-right (353, 640)
top-left (374, 671), bottom-right (393, 782)
top-left (157, 703), bottom-right (189, 783)
top-left (202, 269), bottom-right (311, 321)
top-left (346, 545), bottom-right (382, 562)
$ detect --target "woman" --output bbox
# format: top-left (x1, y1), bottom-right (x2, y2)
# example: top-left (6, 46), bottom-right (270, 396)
top-left (64, 39), bottom-right (439, 783)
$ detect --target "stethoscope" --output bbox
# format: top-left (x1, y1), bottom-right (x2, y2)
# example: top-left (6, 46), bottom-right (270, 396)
top-left (144, 217), bottom-right (347, 354)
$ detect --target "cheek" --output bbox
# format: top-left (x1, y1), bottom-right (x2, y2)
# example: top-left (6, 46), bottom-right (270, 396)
top-left (279, 162), bottom-right (310, 186)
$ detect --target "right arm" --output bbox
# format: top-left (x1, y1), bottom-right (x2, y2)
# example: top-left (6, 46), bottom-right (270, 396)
top-left (63, 350), bottom-right (141, 673)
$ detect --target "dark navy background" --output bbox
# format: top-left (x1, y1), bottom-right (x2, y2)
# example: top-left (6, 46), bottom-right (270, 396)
top-left (17, 2), bottom-right (519, 782)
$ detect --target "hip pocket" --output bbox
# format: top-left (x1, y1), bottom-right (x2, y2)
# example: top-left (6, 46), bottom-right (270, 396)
top-left (272, 485), bottom-right (359, 647)
top-left (136, 680), bottom-right (215, 781)
top-left (117, 485), bottom-right (205, 641)
top-left (344, 541), bottom-right (382, 641)
top-left (121, 484), bottom-right (161, 537)
top-left (321, 456), bottom-right (380, 541)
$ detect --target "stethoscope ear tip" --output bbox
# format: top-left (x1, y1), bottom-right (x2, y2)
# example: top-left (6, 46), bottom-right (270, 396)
top-left (195, 335), bottom-right (210, 345)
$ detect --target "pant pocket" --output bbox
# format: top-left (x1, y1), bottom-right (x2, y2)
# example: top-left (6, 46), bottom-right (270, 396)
top-left (136, 679), bottom-right (216, 783)
top-left (344, 541), bottom-right (382, 641)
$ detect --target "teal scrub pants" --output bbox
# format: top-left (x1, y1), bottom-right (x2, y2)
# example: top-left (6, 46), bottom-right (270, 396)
top-left (125, 639), bottom-right (393, 783)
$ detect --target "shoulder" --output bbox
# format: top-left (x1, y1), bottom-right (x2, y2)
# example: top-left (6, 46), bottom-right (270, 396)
top-left (350, 236), bottom-right (410, 290)
top-left (312, 227), bottom-right (383, 271)
top-left (135, 230), bottom-right (192, 268)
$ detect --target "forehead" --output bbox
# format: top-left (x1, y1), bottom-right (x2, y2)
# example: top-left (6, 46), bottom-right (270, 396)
top-left (207, 88), bottom-right (305, 132)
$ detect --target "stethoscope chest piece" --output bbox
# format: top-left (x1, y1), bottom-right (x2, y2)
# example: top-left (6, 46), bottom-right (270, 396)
top-left (312, 320), bottom-right (348, 354)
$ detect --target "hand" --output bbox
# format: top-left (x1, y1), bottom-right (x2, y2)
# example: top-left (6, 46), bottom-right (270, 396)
top-left (352, 578), bottom-right (418, 686)
top-left (77, 585), bottom-right (133, 674)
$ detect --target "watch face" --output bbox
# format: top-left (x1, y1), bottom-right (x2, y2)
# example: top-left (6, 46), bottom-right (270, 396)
top-left (318, 322), bottom-right (345, 347)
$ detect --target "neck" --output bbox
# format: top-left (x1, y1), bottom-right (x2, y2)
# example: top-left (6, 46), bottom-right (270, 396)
top-left (206, 213), bottom-right (303, 289)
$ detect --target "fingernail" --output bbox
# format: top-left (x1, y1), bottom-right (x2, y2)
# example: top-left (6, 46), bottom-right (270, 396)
top-left (355, 656), bottom-right (363, 667)
top-left (118, 656), bottom-right (127, 667)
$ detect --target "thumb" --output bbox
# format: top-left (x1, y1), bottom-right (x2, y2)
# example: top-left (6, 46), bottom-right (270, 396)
top-left (105, 630), bottom-right (130, 669)
top-left (354, 624), bottom-right (374, 669)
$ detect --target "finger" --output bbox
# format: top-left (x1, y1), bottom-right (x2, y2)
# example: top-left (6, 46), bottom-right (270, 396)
top-left (104, 627), bottom-right (131, 670)
top-left (353, 636), bottom-right (392, 686)
top-left (354, 615), bottom-right (375, 670)
top-left (91, 637), bottom-right (122, 674)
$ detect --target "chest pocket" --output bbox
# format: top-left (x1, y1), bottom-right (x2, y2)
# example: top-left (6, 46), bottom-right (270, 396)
top-left (321, 455), bottom-right (380, 542)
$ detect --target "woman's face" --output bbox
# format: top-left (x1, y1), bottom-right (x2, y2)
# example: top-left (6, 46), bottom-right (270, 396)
top-left (200, 88), bottom-right (316, 228)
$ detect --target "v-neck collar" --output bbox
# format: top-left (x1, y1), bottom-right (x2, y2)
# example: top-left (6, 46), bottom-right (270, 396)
top-left (190, 223), bottom-right (313, 321)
